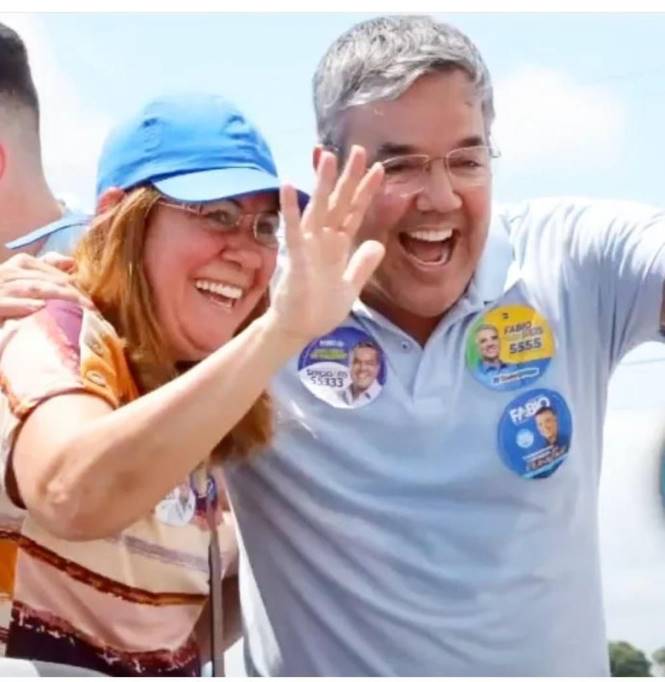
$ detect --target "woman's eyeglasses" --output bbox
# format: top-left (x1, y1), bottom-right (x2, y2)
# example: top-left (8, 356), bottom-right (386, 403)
top-left (159, 199), bottom-right (281, 249)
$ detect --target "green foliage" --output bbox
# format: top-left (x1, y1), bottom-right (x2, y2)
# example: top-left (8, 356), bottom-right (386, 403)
top-left (609, 641), bottom-right (652, 677)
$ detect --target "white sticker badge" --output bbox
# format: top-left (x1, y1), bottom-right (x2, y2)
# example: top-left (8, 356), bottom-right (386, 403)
top-left (298, 326), bottom-right (386, 409)
top-left (154, 480), bottom-right (196, 527)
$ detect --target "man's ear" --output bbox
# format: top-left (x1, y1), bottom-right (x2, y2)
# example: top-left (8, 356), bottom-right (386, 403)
top-left (96, 187), bottom-right (125, 214)
top-left (312, 144), bottom-right (325, 172)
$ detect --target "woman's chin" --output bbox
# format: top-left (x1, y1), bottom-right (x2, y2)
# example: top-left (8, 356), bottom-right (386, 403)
top-left (179, 330), bottom-right (236, 363)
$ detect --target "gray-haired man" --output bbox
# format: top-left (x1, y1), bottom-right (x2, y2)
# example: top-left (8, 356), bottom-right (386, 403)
top-left (226, 14), bottom-right (665, 675)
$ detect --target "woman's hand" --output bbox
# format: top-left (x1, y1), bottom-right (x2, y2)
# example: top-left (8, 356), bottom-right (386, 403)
top-left (268, 145), bottom-right (385, 345)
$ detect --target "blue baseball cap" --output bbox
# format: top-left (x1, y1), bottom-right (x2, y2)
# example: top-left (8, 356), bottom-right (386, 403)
top-left (96, 93), bottom-right (307, 206)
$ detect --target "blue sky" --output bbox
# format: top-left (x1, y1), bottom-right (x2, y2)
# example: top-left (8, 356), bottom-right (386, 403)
top-left (4, 10), bottom-right (665, 665)
top-left (7, 12), bottom-right (665, 210)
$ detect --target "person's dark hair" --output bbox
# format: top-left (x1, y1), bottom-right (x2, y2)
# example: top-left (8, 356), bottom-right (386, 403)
top-left (534, 406), bottom-right (556, 418)
top-left (351, 340), bottom-right (380, 359)
top-left (0, 22), bottom-right (39, 119)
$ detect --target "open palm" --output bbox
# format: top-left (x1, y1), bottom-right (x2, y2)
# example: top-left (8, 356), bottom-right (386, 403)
top-left (270, 146), bottom-right (385, 344)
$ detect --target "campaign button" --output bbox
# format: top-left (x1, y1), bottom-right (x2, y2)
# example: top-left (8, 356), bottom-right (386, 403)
top-left (466, 304), bottom-right (555, 391)
top-left (298, 326), bottom-right (386, 409)
top-left (497, 388), bottom-right (573, 479)
top-left (154, 481), bottom-right (196, 526)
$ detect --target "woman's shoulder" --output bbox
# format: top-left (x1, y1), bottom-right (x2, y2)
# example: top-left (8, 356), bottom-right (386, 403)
top-left (0, 300), bottom-right (138, 408)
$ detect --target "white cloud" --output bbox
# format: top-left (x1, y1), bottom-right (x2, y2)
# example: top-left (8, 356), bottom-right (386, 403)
top-left (492, 65), bottom-right (626, 174)
top-left (0, 14), bottom-right (111, 210)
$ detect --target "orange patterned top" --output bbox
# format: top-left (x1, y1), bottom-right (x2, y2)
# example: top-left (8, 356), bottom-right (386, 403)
top-left (0, 300), bottom-right (236, 676)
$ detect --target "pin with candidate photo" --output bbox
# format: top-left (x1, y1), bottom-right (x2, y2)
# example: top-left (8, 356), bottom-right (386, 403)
top-left (298, 327), bottom-right (386, 409)
top-left (154, 480), bottom-right (196, 527)
top-left (497, 388), bottom-right (573, 479)
top-left (466, 304), bottom-right (555, 391)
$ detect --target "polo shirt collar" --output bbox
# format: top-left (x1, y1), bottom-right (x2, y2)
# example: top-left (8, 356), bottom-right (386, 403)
top-left (6, 209), bottom-right (90, 251)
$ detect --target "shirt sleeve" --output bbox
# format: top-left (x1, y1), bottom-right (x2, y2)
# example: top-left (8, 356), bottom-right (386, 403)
top-left (0, 300), bottom-right (137, 496)
top-left (496, 197), bottom-right (665, 369)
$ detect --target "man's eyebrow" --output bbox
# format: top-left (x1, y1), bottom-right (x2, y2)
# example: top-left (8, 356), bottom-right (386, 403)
top-left (374, 135), bottom-right (487, 160)
top-left (457, 135), bottom-right (486, 148)
top-left (374, 143), bottom-right (418, 159)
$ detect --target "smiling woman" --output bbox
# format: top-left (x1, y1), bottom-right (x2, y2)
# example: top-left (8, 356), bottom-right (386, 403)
top-left (0, 93), bottom-right (384, 676)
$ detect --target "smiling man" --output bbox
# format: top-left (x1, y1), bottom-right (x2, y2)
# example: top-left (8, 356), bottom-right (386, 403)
top-left (225, 14), bottom-right (665, 676)
top-left (475, 323), bottom-right (506, 373)
top-left (339, 340), bottom-right (382, 406)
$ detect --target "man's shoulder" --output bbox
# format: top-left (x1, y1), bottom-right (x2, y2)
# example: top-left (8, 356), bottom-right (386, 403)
top-left (493, 196), bottom-right (664, 236)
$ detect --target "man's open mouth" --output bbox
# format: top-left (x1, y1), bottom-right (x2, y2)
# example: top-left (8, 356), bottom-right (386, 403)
top-left (398, 228), bottom-right (456, 266)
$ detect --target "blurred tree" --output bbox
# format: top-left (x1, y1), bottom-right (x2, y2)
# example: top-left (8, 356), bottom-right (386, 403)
top-left (651, 647), bottom-right (665, 677)
top-left (609, 641), bottom-right (652, 677)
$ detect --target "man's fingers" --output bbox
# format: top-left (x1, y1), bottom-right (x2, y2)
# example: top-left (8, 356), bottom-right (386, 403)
top-left (40, 251), bottom-right (76, 273)
top-left (0, 299), bottom-right (45, 321)
top-left (343, 240), bottom-right (385, 292)
top-left (3, 253), bottom-right (73, 281)
top-left (7, 252), bottom-right (59, 273)
top-left (0, 268), bottom-right (72, 286)
top-left (0, 280), bottom-right (93, 309)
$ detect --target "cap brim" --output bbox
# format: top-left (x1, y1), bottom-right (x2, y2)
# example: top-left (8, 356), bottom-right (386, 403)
top-left (153, 167), bottom-right (309, 210)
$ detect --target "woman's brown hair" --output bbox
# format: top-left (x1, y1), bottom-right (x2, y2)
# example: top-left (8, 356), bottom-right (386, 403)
top-left (73, 186), bottom-right (272, 459)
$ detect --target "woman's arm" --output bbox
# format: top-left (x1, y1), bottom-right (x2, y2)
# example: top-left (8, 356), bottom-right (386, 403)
top-left (11, 148), bottom-right (384, 540)
top-left (13, 313), bottom-right (307, 539)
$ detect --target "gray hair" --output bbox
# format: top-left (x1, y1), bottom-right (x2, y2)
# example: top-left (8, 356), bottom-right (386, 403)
top-left (313, 15), bottom-right (495, 149)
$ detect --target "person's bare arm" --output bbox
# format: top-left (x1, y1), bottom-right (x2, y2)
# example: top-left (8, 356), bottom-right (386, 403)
top-left (11, 147), bottom-right (385, 541)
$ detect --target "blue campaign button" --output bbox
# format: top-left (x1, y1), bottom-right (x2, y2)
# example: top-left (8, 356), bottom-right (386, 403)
top-left (497, 389), bottom-right (573, 479)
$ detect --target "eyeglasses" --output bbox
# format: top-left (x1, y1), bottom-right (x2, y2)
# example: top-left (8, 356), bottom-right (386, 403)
top-left (379, 145), bottom-right (499, 196)
top-left (158, 199), bottom-right (281, 248)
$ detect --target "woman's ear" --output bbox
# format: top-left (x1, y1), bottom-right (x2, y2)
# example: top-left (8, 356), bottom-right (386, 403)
top-left (96, 187), bottom-right (126, 214)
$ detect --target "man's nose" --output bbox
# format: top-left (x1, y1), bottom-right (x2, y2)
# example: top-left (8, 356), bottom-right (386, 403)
top-left (415, 159), bottom-right (463, 213)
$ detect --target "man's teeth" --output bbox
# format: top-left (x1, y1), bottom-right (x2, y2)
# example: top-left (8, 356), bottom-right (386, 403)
top-left (195, 279), bottom-right (244, 299)
top-left (409, 229), bottom-right (453, 242)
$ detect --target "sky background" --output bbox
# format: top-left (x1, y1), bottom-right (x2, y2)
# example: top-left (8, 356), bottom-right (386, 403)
top-left (3, 10), bottom-right (665, 669)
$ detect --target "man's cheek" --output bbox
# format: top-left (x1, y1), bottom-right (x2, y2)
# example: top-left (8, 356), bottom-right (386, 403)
top-left (359, 192), bottom-right (412, 242)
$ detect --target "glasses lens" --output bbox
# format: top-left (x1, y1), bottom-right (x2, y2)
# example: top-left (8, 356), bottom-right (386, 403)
top-left (381, 155), bottom-right (428, 189)
top-left (204, 203), bottom-right (240, 231)
top-left (254, 214), bottom-right (280, 247)
top-left (447, 147), bottom-right (491, 186)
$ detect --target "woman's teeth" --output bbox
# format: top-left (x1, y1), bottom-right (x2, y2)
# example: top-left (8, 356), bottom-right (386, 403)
top-left (195, 279), bottom-right (244, 299)
top-left (194, 279), bottom-right (245, 309)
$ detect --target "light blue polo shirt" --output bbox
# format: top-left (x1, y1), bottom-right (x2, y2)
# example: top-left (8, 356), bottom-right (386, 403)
top-left (225, 196), bottom-right (665, 676)
top-left (5, 209), bottom-right (89, 256)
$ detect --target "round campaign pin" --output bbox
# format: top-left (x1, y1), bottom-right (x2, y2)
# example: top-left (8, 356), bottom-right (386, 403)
top-left (497, 388), bottom-right (573, 479)
top-left (154, 480), bottom-right (196, 527)
top-left (298, 326), bottom-right (386, 409)
top-left (466, 304), bottom-right (555, 391)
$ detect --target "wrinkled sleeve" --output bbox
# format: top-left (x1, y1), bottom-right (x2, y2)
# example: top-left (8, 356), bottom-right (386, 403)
top-left (0, 300), bottom-right (136, 493)
top-left (498, 197), bottom-right (665, 370)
